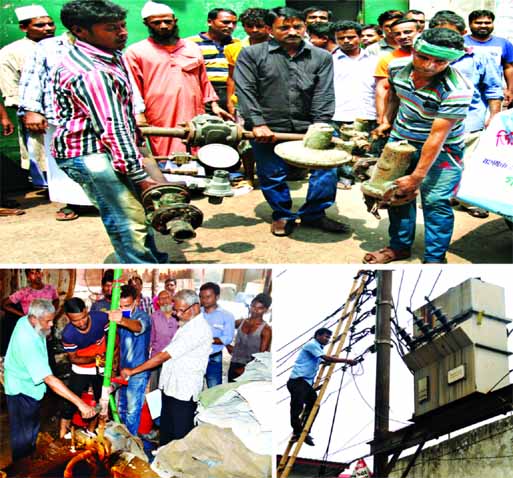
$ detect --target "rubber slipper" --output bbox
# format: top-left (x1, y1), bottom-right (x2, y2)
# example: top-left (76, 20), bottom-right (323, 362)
top-left (363, 247), bottom-right (411, 264)
top-left (0, 207), bottom-right (25, 216)
top-left (462, 206), bottom-right (489, 219)
top-left (56, 207), bottom-right (79, 221)
top-left (271, 218), bottom-right (295, 236)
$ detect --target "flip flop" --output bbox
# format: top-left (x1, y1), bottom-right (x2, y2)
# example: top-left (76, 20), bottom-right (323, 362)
top-left (461, 206), bottom-right (489, 219)
top-left (56, 207), bottom-right (79, 221)
top-left (363, 247), bottom-right (411, 264)
top-left (0, 207), bottom-right (25, 216)
top-left (271, 218), bottom-right (296, 236)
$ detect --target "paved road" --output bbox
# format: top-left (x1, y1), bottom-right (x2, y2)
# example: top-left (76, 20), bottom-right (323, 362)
top-left (1, 183), bottom-right (511, 264)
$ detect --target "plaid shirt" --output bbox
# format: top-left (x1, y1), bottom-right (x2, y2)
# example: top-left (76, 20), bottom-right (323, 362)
top-left (138, 294), bottom-right (153, 315)
top-left (19, 33), bottom-right (145, 124)
top-left (52, 39), bottom-right (148, 182)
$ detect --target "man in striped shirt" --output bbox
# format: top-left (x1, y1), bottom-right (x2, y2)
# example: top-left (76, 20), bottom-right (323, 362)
top-left (365, 28), bottom-right (472, 264)
top-left (188, 8), bottom-right (239, 111)
top-left (52, 0), bottom-right (167, 263)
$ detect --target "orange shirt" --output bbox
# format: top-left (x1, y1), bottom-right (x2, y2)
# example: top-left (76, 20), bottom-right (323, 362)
top-left (374, 49), bottom-right (411, 78)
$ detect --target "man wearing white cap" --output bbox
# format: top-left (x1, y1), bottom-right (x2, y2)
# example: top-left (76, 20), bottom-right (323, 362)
top-left (125, 1), bottom-right (230, 156)
top-left (0, 5), bottom-right (56, 192)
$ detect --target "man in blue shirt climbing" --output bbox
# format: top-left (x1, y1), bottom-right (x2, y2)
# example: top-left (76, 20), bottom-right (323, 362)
top-left (287, 327), bottom-right (357, 446)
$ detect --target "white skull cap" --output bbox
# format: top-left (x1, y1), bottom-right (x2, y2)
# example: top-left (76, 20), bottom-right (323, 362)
top-left (15, 5), bottom-right (49, 22)
top-left (141, 1), bottom-right (174, 19)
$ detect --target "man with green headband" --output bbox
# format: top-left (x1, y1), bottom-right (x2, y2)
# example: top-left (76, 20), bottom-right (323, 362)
top-left (365, 28), bottom-right (472, 264)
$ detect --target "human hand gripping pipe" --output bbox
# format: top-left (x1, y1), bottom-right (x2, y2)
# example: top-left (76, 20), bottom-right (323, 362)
top-left (98, 269), bottom-right (123, 440)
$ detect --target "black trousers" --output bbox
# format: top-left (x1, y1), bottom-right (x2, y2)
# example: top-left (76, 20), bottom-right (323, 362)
top-left (61, 371), bottom-right (102, 420)
top-left (6, 393), bottom-right (41, 461)
top-left (160, 392), bottom-right (197, 446)
top-left (287, 377), bottom-right (318, 435)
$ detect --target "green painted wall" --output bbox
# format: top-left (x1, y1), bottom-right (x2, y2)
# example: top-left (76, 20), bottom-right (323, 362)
top-left (363, 0), bottom-right (409, 24)
top-left (0, 0), bottom-right (285, 48)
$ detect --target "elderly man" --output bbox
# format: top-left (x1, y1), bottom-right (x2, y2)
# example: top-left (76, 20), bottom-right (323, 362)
top-left (121, 289), bottom-right (212, 446)
top-left (366, 28), bottom-right (473, 264)
top-left (188, 8), bottom-right (239, 111)
top-left (4, 299), bottom-right (97, 461)
top-left (52, 0), bottom-right (168, 263)
top-left (199, 282), bottom-right (235, 387)
top-left (108, 284), bottom-right (151, 435)
top-left (0, 5), bottom-right (56, 189)
top-left (235, 7), bottom-right (348, 237)
top-left (59, 297), bottom-right (109, 438)
top-left (125, 1), bottom-right (225, 156)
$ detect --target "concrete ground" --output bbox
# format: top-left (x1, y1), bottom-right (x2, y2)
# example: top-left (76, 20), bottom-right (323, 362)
top-left (1, 182), bottom-right (511, 264)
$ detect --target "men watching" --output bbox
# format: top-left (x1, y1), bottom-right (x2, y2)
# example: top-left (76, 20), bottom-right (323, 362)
top-left (91, 269), bottom-right (114, 313)
top-left (121, 289), bottom-right (212, 446)
top-left (405, 9), bottom-right (426, 32)
top-left (366, 28), bottom-right (472, 264)
top-left (287, 328), bottom-right (356, 446)
top-left (188, 8), bottom-right (239, 111)
top-left (125, 1), bottom-right (225, 157)
top-left (375, 18), bottom-right (421, 124)
top-left (228, 293), bottom-right (272, 382)
top-left (199, 282), bottom-right (235, 387)
top-left (0, 5), bottom-right (56, 188)
top-left (235, 7), bottom-right (348, 237)
top-left (464, 9), bottom-right (513, 106)
top-left (332, 21), bottom-right (378, 127)
top-left (366, 9), bottom-right (403, 55)
top-left (108, 284), bottom-right (151, 435)
top-left (129, 275), bottom-right (153, 315)
top-left (2, 268), bottom-right (59, 317)
top-left (53, 0), bottom-right (168, 264)
top-left (4, 299), bottom-right (96, 461)
top-left (59, 297), bottom-right (109, 438)
top-left (307, 22), bottom-right (338, 53)
top-left (361, 24), bottom-right (383, 48)
top-left (303, 7), bottom-right (332, 25)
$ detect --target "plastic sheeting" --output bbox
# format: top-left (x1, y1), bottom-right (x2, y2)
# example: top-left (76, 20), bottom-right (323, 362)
top-left (151, 424), bottom-right (271, 478)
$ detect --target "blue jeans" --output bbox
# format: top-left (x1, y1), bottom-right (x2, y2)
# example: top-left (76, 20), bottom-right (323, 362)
top-left (251, 141), bottom-right (337, 221)
top-left (6, 393), bottom-right (41, 461)
top-left (118, 372), bottom-right (149, 436)
top-left (388, 142), bottom-right (464, 263)
top-left (58, 153), bottom-right (168, 263)
top-left (205, 351), bottom-right (222, 388)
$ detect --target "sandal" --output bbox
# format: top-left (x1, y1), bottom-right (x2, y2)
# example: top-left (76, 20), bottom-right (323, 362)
top-left (271, 218), bottom-right (296, 237)
top-left (461, 206), bottom-right (489, 219)
top-left (363, 247), bottom-right (411, 264)
top-left (0, 207), bottom-right (25, 216)
top-left (56, 207), bottom-right (79, 221)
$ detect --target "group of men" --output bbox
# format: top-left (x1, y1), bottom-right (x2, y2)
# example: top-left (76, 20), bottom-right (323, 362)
top-left (0, 3), bottom-right (511, 263)
top-left (2, 268), bottom-right (272, 461)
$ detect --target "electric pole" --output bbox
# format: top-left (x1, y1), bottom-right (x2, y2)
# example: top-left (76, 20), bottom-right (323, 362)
top-left (374, 270), bottom-right (393, 477)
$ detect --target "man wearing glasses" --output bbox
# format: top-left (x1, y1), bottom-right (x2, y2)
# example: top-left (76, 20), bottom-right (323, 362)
top-left (121, 289), bottom-right (212, 446)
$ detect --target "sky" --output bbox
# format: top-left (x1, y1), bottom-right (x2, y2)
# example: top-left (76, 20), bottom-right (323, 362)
top-left (272, 265), bottom-right (513, 473)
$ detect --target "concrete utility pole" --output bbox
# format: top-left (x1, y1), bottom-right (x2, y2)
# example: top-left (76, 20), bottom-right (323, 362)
top-left (373, 270), bottom-right (393, 477)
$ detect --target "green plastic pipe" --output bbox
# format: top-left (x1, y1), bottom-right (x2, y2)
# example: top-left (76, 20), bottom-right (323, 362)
top-left (99, 268), bottom-right (123, 422)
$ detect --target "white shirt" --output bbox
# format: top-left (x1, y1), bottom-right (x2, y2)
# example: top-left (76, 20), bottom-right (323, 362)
top-left (159, 312), bottom-right (212, 401)
top-left (333, 48), bottom-right (378, 122)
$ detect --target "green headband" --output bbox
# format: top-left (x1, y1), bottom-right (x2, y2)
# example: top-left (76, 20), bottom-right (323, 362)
top-left (413, 36), bottom-right (465, 61)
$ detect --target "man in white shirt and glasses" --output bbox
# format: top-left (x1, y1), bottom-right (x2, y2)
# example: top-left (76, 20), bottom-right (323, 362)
top-left (121, 289), bottom-right (212, 446)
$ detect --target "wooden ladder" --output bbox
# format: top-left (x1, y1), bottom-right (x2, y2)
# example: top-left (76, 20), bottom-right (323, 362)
top-left (277, 271), bottom-right (372, 478)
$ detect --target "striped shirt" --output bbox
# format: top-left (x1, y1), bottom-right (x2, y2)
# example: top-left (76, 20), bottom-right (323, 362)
top-left (52, 39), bottom-right (148, 182)
top-left (389, 61), bottom-right (472, 147)
top-left (187, 32), bottom-right (239, 85)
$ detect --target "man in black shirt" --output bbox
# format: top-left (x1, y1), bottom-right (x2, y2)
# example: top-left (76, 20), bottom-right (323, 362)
top-left (234, 7), bottom-right (349, 237)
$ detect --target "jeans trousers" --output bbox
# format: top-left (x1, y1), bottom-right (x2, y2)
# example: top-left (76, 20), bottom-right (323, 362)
top-left (118, 372), bottom-right (149, 436)
top-left (6, 393), bottom-right (41, 461)
top-left (58, 153), bottom-right (168, 263)
top-left (388, 142), bottom-right (464, 263)
top-left (287, 377), bottom-right (318, 436)
top-left (160, 392), bottom-right (197, 446)
top-left (251, 141), bottom-right (338, 221)
top-left (205, 351), bottom-right (223, 388)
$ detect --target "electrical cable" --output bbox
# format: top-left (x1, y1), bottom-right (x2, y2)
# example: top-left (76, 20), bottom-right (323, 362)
top-left (409, 270), bottom-right (423, 310)
top-left (427, 269), bottom-right (443, 299)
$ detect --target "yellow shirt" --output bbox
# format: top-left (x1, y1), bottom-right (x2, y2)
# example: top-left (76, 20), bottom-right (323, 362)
top-left (224, 37), bottom-right (251, 66)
